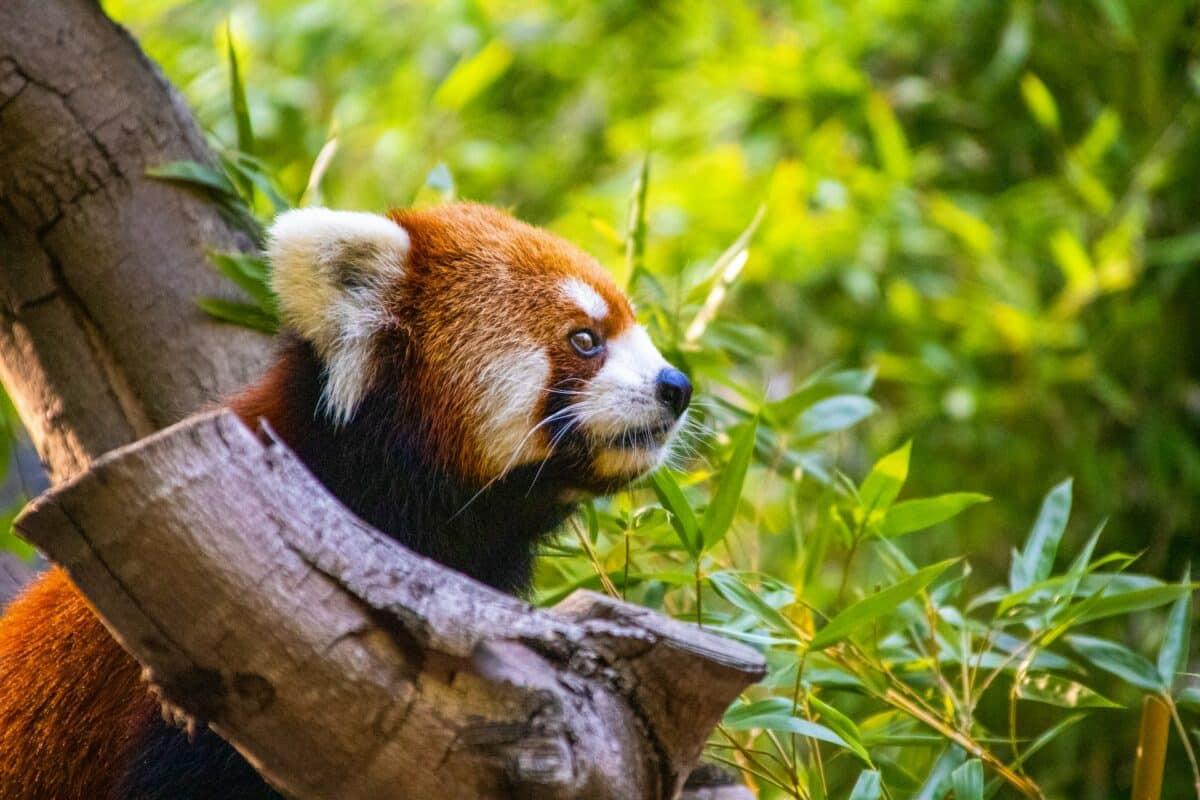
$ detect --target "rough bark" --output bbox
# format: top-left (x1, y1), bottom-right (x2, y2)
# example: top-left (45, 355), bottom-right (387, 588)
top-left (17, 410), bottom-right (765, 799)
top-left (0, 0), bottom-right (273, 483)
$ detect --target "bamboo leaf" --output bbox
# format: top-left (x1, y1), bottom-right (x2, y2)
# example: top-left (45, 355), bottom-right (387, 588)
top-left (1020, 72), bottom-right (1060, 132)
top-left (433, 39), bottom-right (513, 110)
top-left (1073, 584), bottom-right (1195, 626)
top-left (796, 395), bottom-right (877, 439)
top-left (225, 20), bottom-right (254, 157)
top-left (950, 759), bottom-right (983, 800)
top-left (723, 699), bottom-right (850, 749)
top-left (701, 417), bottom-right (758, 552)
top-left (1009, 478), bottom-right (1072, 591)
top-left (848, 769), bottom-right (882, 800)
top-left (810, 559), bottom-right (958, 650)
top-left (808, 694), bottom-right (873, 766)
top-left (1157, 567), bottom-right (1192, 690)
top-left (859, 440), bottom-right (912, 513)
top-left (1066, 634), bottom-right (1164, 693)
top-left (708, 571), bottom-right (793, 636)
top-left (196, 298), bottom-right (278, 334)
top-left (146, 161), bottom-right (238, 198)
top-left (879, 493), bottom-right (990, 537)
top-left (208, 251), bottom-right (275, 309)
top-left (1015, 672), bottom-right (1122, 708)
top-left (651, 470), bottom-right (701, 558)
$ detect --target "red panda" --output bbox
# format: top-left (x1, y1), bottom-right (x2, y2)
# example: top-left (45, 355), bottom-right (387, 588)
top-left (0, 203), bottom-right (692, 799)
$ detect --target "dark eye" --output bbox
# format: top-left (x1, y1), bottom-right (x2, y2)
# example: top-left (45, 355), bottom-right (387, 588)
top-left (569, 329), bottom-right (603, 357)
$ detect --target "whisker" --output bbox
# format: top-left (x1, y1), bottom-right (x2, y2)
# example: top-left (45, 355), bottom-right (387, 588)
top-left (449, 405), bottom-right (576, 519)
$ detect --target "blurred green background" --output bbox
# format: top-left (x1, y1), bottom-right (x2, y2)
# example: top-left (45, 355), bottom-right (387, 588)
top-left (5, 1), bottom-right (1200, 797)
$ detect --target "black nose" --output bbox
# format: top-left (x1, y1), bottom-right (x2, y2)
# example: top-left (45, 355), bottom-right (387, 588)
top-left (655, 367), bottom-right (692, 419)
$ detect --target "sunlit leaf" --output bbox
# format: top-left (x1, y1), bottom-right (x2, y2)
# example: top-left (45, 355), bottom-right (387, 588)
top-left (1015, 672), bottom-right (1122, 708)
top-left (708, 571), bottom-right (793, 636)
top-left (866, 92), bottom-right (911, 180)
top-left (879, 493), bottom-right (990, 537)
top-left (433, 39), bottom-right (513, 110)
top-left (701, 417), bottom-right (758, 552)
top-left (225, 20), bottom-right (254, 157)
top-left (809, 694), bottom-right (873, 765)
top-left (723, 698), bottom-right (850, 749)
top-left (859, 440), bottom-right (911, 514)
top-left (622, 155), bottom-right (650, 288)
top-left (650, 470), bottom-right (701, 558)
top-left (1020, 72), bottom-right (1060, 132)
top-left (810, 559), bottom-right (958, 650)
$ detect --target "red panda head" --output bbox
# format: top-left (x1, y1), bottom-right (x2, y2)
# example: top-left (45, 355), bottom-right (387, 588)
top-left (266, 203), bottom-right (690, 494)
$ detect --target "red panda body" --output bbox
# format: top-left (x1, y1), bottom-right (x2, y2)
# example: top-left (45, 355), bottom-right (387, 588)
top-left (0, 204), bottom-right (692, 798)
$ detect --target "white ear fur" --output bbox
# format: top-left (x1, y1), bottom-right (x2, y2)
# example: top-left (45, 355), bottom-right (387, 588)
top-left (267, 208), bottom-right (409, 425)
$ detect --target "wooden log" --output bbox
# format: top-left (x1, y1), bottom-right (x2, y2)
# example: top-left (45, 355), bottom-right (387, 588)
top-left (17, 410), bottom-right (765, 799)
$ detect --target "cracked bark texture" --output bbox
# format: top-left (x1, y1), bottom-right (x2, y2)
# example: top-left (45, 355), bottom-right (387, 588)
top-left (0, 0), bottom-right (272, 483)
top-left (17, 411), bottom-right (765, 799)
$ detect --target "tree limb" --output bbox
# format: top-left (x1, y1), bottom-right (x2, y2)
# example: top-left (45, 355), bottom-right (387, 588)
top-left (17, 410), bottom-right (764, 799)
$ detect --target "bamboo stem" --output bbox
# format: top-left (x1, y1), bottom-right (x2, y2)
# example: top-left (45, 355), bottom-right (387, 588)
top-left (1132, 694), bottom-right (1172, 800)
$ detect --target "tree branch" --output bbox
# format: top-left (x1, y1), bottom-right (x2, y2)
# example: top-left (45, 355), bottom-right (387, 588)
top-left (17, 410), bottom-right (764, 799)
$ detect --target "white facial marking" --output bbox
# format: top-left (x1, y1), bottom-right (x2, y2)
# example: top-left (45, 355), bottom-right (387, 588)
top-left (474, 346), bottom-right (551, 475)
top-left (561, 277), bottom-right (609, 320)
top-left (267, 208), bottom-right (409, 425)
top-left (582, 325), bottom-right (671, 439)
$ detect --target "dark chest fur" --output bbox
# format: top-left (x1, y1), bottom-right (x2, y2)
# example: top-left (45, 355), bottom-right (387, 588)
top-left (236, 337), bottom-right (577, 595)
top-left (120, 339), bottom-right (579, 798)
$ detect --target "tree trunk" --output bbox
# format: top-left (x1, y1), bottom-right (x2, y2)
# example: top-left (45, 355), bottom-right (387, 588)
top-left (17, 410), bottom-right (763, 798)
top-left (0, 0), bottom-right (272, 482)
top-left (0, 2), bottom-right (764, 797)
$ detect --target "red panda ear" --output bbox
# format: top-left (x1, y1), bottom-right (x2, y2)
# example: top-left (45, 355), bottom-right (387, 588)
top-left (267, 208), bottom-right (409, 424)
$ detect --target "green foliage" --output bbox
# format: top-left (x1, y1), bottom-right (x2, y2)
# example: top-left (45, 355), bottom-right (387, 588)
top-left (17, 1), bottom-right (1197, 796)
top-left (0, 389), bottom-right (35, 562)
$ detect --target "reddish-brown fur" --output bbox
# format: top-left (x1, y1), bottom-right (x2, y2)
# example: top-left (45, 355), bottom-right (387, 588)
top-left (0, 368), bottom-right (314, 797)
top-left (0, 569), bottom-right (154, 799)
top-left (388, 204), bottom-right (635, 481)
top-left (0, 203), bottom-right (644, 797)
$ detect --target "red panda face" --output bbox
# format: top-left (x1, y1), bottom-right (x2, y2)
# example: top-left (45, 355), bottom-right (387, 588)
top-left (267, 203), bottom-right (690, 493)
